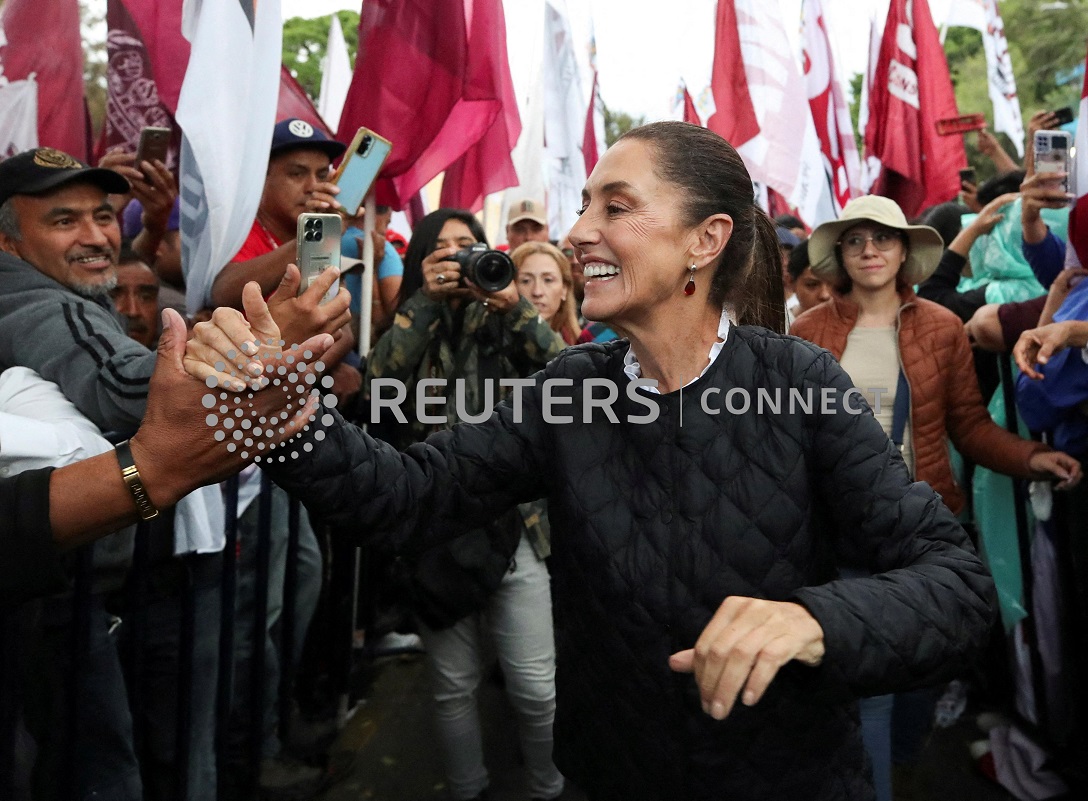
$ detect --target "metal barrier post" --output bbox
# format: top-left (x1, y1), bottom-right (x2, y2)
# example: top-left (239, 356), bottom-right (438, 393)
top-left (216, 474), bottom-right (240, 796)
top-left (250, 472), bottom-right (274, 781)
top-left (279, 496), bottom-right (301, 743)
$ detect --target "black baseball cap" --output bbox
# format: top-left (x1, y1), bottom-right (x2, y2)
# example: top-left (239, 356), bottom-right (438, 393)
top-left (0, 148), bottom-right (130, 208)
top-left (270, 118), bottom-right (346, 161)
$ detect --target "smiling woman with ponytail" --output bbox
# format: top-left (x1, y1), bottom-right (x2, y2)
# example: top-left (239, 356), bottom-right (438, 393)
top-left (187, 121), bottom-right (998, 801)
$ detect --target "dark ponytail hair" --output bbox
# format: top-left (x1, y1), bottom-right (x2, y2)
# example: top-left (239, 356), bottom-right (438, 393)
top-left (399, 208), bottom-right (488, 309)
top-left (617, 121), bottom-right (785, 332)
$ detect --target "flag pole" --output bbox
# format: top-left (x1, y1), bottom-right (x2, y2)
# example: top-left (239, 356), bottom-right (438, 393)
top-left (359, 193), bottom-right (376, 357)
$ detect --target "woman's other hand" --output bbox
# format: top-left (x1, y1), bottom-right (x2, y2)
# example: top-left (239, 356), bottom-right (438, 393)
top-left (668, 597), bottom-right (825, 720)
top-left (469, 280), bottom-right (522, 314)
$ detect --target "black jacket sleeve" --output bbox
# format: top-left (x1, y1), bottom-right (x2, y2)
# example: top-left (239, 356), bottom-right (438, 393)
top-left (916, 249), bottom-right (989, 323)
top-left (266, 365), bottom-right (557, 552)
top-left (791, 352), bottom-right (997, 696)
top-left (0, 467), bottom-right (68, 607)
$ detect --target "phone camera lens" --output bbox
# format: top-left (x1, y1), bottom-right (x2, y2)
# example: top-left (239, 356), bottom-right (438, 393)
top-left (360, 136), bottom-right (373, 157)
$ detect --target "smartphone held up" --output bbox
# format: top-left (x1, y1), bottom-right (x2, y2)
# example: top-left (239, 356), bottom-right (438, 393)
top-left (297, 213), bottom-right (342, 304)
top-left (330, 128), bottom-right (393, 217)
top-left (1033, 130), bottom-right (1076, 203)
top-left (135, 127), bottom-right (171, 169)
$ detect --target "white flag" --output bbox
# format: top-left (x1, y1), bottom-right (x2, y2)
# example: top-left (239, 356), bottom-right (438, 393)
top-left (543, 0), bottom-right (588, 241)
top-left (0, 77), bottom-right (38, 158)
top-left (733, 0), bottom-right (837, 227)
top-left (178, 0), bottom-right (282, 315)
top-left (318, 13), bottom-right (352, 135)
top-left (945, 0), bottom-right (1025, 156)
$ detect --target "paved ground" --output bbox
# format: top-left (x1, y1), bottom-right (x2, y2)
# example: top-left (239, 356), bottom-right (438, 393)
top-left (319, 654), bottom-right (1013, 801)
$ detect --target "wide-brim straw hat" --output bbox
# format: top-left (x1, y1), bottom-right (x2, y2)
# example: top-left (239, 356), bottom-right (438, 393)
top-left (808, 196), bottom-right (945, 286)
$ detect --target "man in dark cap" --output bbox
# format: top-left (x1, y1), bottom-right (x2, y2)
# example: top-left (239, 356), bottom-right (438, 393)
top-left (209, 117), bottom-right (349, 310)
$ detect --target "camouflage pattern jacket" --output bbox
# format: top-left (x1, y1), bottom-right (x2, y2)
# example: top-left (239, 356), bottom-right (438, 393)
top-left (364, 290), bottom-right (565, 626)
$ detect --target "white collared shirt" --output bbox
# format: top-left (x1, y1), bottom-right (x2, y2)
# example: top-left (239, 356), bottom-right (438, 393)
top-left (623, 307), bottom-right (731, 394)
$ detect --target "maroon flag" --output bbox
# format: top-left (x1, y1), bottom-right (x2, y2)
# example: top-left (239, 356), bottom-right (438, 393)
top-left (278, 66), bottom-right (333, 137)
top-left (865, 0), bottom-right (964, 217)
top-left (338, 0), bottom-right (520, 210)
top-left (438, 0), bottom-right (520, 212)
top-left (707, 1), bottom-right (760, 148)
top-left (583, 71), bottom-right (601, 174)
top-left (0, 0), bottom-right (87, 159)
top-left (95, 0), bottom-right (179, 163)
top-left (119, 0), bottom-right (189, 115)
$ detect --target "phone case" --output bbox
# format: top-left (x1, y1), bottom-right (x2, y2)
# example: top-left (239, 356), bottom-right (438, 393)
top-left (330, 128), bottom-right (393, 216)
top-left (296, 213), bottom-right (342, 305)
top-left (1034, 130), bottom-right (1075, 200)
top-left (136, 127), bottom-right (171, 165)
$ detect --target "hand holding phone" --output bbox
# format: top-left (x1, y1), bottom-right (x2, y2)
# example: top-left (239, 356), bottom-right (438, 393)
top-left (1033, 130), bottom-right (1075, 204)
top-left (135, 127), bottom-right (171, 171)
top-left (330, 128), bottom-right (393, 216)
top-left (1049, 107), bottom-right (1075, 127)
top-left (297, 213), bottom-right (342, 304)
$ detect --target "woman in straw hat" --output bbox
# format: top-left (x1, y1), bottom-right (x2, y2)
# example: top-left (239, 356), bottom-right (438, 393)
top-left (791, 195), bottom-right (1082, 800)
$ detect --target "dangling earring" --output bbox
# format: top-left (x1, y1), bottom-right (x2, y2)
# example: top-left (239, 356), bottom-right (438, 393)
top-left (684, 264), bottom-right (697, 296)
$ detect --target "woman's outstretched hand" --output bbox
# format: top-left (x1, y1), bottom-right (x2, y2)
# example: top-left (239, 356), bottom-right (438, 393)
top-left (668, 597), bottom-right (825, 721)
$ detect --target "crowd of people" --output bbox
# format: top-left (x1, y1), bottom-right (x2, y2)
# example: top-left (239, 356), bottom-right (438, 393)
top-left (0, 103), bottom-right (1086, 801)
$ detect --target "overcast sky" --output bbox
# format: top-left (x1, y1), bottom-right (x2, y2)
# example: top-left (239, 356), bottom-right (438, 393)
top-left (282, 0), bottom-right (957, 121)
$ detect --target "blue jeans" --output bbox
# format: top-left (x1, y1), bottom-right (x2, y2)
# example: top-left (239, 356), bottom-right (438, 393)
top-left (418, 535), bottom-right (564, 801)
top-left (858, 695), bottom-right (893, 801)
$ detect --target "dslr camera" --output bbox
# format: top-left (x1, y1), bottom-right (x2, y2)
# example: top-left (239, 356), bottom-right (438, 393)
top-left (450, 244), bottom-right (515, 293)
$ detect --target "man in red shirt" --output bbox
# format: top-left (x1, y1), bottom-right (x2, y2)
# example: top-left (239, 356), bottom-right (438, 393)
top-left (211, 118), bottom-right (347, 310)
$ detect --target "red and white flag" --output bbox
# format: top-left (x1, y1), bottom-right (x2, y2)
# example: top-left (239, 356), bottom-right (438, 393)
top-left (0, 0), bottom-right (86, 160)
top-left (339, 0), bottom-right (520, 212)
top-left (583, 33), bottom-right (609, 175)
top-left (708, 0), bottom-right (836, 227)
top-left (673, 82), bottom-right (703, 126)
top-left (802, 0), bottom-right (860, 213)
top-left (865, 0), bottom-right (965, 218)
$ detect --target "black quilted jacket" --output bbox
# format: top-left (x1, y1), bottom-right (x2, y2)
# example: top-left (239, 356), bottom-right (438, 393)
top-left (268, 326), bottom-right (996, 801)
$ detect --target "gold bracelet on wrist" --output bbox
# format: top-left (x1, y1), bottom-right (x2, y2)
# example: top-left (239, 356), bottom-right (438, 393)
top-left (115, 440), bottom-right (160, 521)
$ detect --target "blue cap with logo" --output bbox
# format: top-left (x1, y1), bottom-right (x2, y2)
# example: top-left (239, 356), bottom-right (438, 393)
top-left (270, 118), bottom-right (346, 161)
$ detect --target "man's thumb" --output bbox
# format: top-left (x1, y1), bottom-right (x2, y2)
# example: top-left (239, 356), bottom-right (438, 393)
top-left (157, 308), bottom-right (187, 369)
top-left (269, 263), bottom-right (301, 304)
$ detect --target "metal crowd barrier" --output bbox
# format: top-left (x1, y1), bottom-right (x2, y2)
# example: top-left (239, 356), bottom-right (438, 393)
top-left (0, 474), bottom-right (363, 801)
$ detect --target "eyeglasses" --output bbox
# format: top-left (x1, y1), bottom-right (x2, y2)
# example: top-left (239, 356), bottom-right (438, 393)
top-left (837, 230), bottom-right (902, 256)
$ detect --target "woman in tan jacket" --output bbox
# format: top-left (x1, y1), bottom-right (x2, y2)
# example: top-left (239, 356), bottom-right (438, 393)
top-left (790, 195), bottom-right (1081, 801)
